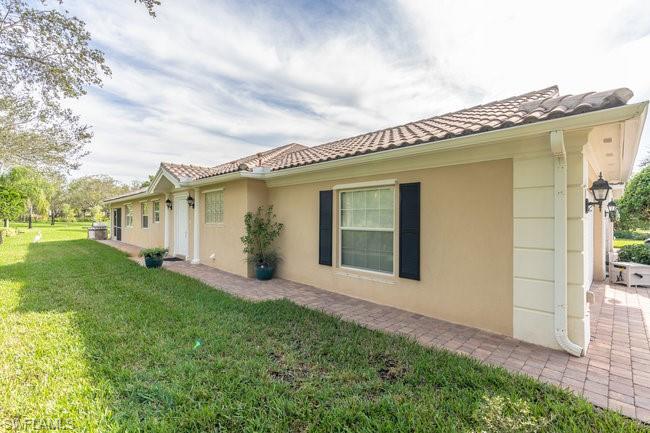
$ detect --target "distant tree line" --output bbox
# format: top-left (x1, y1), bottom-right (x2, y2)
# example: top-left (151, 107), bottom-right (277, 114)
top-left (0, 166), bottom-right (150, 228)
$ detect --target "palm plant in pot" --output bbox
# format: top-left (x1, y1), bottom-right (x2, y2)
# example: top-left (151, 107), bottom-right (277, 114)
top-left (241, 206), bottom-right (284, 280)
top-left (139, 247), bottom-right (168, 268)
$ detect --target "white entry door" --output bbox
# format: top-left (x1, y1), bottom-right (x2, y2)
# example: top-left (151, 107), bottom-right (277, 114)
top-left (174, 194), bottom-right (189, 257)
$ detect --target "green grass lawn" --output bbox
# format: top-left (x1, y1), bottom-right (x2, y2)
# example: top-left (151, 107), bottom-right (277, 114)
top-left (1, 223), bottom-right (647, 432)
top-left (614, 238), bottom-right (645, 249)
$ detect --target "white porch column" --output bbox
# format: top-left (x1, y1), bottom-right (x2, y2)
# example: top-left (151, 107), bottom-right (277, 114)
top-left (163, 193), bottom-right (170, 249)
top-left (191, 188), bottom-right (200, 264)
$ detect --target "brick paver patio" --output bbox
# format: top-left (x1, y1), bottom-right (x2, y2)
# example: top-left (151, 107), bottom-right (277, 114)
top-left (100, 239), bottom-right (650, 422)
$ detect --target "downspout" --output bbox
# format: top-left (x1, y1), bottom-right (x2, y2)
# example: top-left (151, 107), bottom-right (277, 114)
top-left (163, 193), bottom-right (170, 250)
top-left (191, 187), bottom-right (200, 264)
top-left (550, 130), bottom-right (583, 357)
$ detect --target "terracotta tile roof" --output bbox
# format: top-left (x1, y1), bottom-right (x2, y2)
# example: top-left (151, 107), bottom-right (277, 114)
top-left (158, 86), bottom-right (634, 182)
top-left (161, 162), bottom-right (213, 181)
top-left (520, 88), bottom-right (633, 117)
top-left (159, 143), bottom-right (307, 181)
top-left (266, 86), bottom-right (633, 171)
top-left (199, 143), bottom-right (307, 179)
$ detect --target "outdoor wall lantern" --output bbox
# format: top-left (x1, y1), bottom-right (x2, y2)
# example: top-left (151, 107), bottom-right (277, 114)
top-left (165, 199), bottom-right (173, 210)
top-left (187, 194), bottom-right (195, 209)
top-left (606, 199), bottom-right (618, 222)
top-left (585, 172), bottom-right (612, 213)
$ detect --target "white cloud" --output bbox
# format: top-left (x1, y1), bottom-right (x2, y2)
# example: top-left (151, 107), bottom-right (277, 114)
top-left (64, 0), bottom-right (650, 182)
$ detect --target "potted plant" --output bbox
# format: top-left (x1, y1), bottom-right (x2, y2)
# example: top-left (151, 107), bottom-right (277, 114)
top-left (139, 247), bottom-right (168, 268)
top-left (241, 206), bottom-right (284, 280)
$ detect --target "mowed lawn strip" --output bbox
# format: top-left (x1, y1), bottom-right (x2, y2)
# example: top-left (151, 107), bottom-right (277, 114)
top-left (0, 223), bottom-right (647, 432)
top-left (614, 238), bottom-right (645, 248)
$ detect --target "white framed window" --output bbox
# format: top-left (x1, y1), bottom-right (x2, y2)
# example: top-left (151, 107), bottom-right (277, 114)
top-left (339, 187), bottom-right (394, 274)
top-left (205, 190), bottom-right (224, 224)
top-left (125, 204), bottom-right (133, 228)
top-left (141, 202), bottom-right (149, 228)
top-left (152, 201), bottom-right (160, 223)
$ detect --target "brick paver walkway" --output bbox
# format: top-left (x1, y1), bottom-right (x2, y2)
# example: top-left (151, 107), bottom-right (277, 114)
top-left (100, 239), bottom-right (650, 422)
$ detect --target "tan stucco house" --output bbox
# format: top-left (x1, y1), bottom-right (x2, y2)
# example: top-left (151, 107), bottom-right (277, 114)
top-left (105, 86), bottom-right (647, 357)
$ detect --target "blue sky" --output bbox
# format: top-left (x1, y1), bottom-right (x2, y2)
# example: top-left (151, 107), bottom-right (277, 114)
top-left (65, 0), bottom-right (650, 183)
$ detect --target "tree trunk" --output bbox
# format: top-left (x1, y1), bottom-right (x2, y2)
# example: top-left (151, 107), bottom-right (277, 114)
top-left (28, 203), bottom-right (32, 229)
top-left (51, 212), bottom-right (55, 225)
top-left (3, 219), bottom-right (7, 228)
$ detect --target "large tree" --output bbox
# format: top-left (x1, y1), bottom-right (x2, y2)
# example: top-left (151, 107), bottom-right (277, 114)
top-left (64, 174), bottom-right (128, 216)
top-left (0, 0), bottom-right (159, 172)
top-left (0, 183), bottom-right (22, 229)
top-left (0, 166), bottom-right (50, 228)
top-left (44, 171), bottom-right (65, 224)
top-left (136, 174), bottom-right (156, 188)
top-left (617, 166), bottom-right (650, 230)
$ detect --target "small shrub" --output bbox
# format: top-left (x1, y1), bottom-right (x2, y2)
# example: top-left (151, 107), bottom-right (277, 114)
top-left (139, 247), bottom-right (168, 259)
top-left (241, 206), bottom-right (284, 266)
top-left (0, 227), bottom-right (19, 245)
top-left (618, 244), bottom-right (650, 265)
top-left (614, 229), bottom-right (649, 240)
top-left (0, 227), bottom-right (17, 237)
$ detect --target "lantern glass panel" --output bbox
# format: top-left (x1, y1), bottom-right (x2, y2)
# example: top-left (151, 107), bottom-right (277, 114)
top-left (607, 200), bottom-right (616, 213)
top-left (590, 173), bottom-right (610, 202)
top-left (592, 186), bottom-right (608, 201)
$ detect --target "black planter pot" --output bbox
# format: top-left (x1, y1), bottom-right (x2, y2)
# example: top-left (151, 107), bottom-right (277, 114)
top-left (144, 256), bottom-right (164, 268)
top-left (255, 263), bottom-right (275, 280)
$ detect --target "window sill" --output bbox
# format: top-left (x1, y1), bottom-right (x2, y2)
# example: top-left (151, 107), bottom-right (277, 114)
top-left (205, 223), bottom-right (224, 227)
top-left (336, 268), bottom-right (396, 285)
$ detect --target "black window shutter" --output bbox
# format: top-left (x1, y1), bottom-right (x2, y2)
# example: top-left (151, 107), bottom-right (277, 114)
top-left (319, 190), bottom-right (333, 266)
top-left (399, 183), bottom-right (420, 280)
